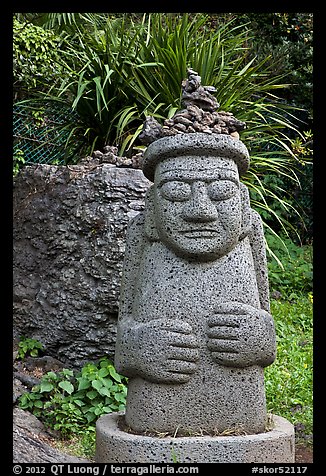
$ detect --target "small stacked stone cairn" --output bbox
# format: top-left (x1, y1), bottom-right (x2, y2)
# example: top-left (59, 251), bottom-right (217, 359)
top-left (87, 146), bottom-right (143, 168)
top-left (90, 68), bottom-right (246, 167)
top-left (138, 68), bottom-right (246, 145)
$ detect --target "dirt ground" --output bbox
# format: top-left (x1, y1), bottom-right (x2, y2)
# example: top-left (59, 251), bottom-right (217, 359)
top-left (295, 444), bottom-right (313, 463)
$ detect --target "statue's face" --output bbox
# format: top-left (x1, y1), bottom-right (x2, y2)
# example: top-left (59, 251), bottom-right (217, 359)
top-left (153, 156), bottom-right (242, 261)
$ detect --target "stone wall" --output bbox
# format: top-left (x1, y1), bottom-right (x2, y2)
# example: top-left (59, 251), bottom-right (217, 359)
top-left (13, 164), bottom-right (150, 367)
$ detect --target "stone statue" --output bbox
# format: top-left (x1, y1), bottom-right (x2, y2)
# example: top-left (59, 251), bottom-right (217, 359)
top-left (115, 132), bottom-right (277, 436)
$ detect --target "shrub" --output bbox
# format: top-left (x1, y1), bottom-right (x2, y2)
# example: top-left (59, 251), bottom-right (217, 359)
top-left (248, 130), bottom-right (313, 245)
top-left (17, 14), bottom-right (304, 155)
top-left (19, 357), bottom-right (127, 438)
top-left (235, 13), bottom-right (313, 116)
top-left (13, 18), bottom-right (64, 100)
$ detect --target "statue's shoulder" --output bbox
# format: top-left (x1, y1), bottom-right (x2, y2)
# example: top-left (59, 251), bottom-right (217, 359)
top-left (126, 212), bottom-right (146, 235)
top-left (250, 208), bottom-right (264, 228)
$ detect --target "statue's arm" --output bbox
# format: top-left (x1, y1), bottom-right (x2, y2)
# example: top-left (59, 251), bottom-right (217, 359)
top-left (249, 209), bottom-right (276, 366)
top-left (207, 207), bottom-right (276, 368)
top-left (118, 212), bottom-right (146, 318)
top-left (114, 212), bottom-right (147, 376)
top-left (249, 209), bottom-right (271, 313)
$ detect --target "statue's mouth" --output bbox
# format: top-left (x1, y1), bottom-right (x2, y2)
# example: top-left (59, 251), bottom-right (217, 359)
top-left (180, 228), bottom-right (219, 238)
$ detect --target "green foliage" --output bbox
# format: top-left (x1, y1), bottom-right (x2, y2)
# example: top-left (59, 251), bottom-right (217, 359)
top-left (265, 295), bottom-right (313, 440)
top-left (286, 131), bottom-right (313, 243)
top-left (15, 12), bottom-right (109, 34)
top-left (18, 14), bottom-right (301, 153)
top-left (13, 18), bottom-right (64, 100)
top-left (247, 130), bottom-right (312, 244)
top-left (227, 13), bottom-right (313, 116)
top-left (17, 336), bottom-right (44, 359)
top-left (54, 432), bottom-right (96, 459)
top-left (24, 14), bottom-right (154, 157)
top-left (14, 13), bottom-right (312, 244)
top-left (266, 234), bottom-right (312, 297)
top-left (13, 149), bottom-right (25, 177)
top-left (18, 357), bottom-right (127, 439)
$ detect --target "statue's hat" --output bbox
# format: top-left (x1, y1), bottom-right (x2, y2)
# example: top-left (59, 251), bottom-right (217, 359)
top-left (142, 133), bottom-right (250, 182)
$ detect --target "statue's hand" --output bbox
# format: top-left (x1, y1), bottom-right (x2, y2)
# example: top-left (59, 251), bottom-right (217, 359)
top-left (132, 319), bottom-right (199, 384)
top-left (207, 302), bottom-right (276, 368)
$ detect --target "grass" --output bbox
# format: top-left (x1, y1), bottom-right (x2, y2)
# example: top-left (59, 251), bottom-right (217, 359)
top-left (53, 431), bottom-right (96, 460)
top-left (265, 294), bottom-right (313, 444)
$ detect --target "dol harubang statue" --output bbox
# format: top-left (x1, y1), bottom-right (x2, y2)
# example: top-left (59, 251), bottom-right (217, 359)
top-left (95, 70), bottom-right (294, 464)
top-left (115, 131), bottom-right (276, 436)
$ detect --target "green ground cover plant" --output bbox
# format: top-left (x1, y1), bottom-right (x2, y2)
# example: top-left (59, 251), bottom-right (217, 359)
top-left (265, 236), bottom-right (313, 443)
top-left (18, 357), bottom-right (127, 457)
top-left (266, 233), bottom-right (312, 296)
top-left (17, 336), bottom-right (44, 360)
top-left (265, 295), bottom-right (313, 442)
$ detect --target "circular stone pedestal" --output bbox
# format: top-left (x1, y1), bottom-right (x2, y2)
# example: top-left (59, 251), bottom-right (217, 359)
top-left (96, 412), bottom-right (295, 463)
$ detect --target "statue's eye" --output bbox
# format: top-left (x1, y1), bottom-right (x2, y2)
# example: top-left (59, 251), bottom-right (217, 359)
top-left (207, 180), bottom-right (238, 201)
top-left (159, 181), bottom-right (191, 201)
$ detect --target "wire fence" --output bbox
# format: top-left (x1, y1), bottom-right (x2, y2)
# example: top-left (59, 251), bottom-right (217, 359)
top-left (13, 102), bottom-right (80, 165)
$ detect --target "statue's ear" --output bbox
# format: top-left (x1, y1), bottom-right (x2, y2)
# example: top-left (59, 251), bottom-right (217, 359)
top-left (239, 182), bottom-right (252, 240)
top-left (144, 186), bottom-right (159, 241)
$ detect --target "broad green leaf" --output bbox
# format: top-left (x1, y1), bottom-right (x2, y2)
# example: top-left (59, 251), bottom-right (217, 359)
top-left (102, 378), bottom-right (113, 389)
top-left (46, 371), bottom-right (57, 379)
top-left (40, 382), bottom-right (54, 393)
top-left (85, 412), bottom-right (96, 423)
top-left (98, 367), bottom-right (110, 378)
top-left (114, 392), bottom-right (126, 403)
top-left (62, 369), bottom-right (74, 377)
top-left (58, 380), bottom-right (74, 394)
top-left (77, 377), bottom-right (91, 391)
top-left (109, 367), bottom-right (122, 383)
top-left (33, 400), bottom-right (44, 408)
top-left (91, 379), bottom-right (103, 392)
top-left (73, 399), bottom-right (85, 407)
top-left (86, 390), bottom-right (98, 400)
top-left (98, 386), bottom-right (111, 397)
top-left (100, 358), bottom-right (113, 368)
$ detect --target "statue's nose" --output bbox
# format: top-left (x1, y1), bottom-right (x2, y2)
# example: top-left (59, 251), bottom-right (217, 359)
top-left (181, 182), bottom-right (218, 223)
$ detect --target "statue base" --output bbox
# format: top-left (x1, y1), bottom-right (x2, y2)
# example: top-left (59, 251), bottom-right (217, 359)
top-left (95, 412), bottom-right (295, 463)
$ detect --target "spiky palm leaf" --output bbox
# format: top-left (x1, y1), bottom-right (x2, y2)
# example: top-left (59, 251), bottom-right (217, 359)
top-left (14, 12), bottom-right (312, 246)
